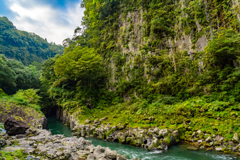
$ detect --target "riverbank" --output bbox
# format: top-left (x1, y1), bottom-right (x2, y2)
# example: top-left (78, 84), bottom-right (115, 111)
top-left (0, 127), bottom-right (136, 160)
top-left (55, 96), bottom-right (240, 157)
top-left (48, 116), bottom-right (238, 160)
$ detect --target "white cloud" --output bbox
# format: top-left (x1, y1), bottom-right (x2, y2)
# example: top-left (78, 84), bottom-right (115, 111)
top-left (6, 0), bottom-right (84, 44)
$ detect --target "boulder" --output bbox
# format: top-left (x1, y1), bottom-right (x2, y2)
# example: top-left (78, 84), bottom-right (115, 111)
top-left (159, 129), bottom-right (168, 137)
top-left (117, 132), bottom-right (126, 143)
top-left (148, 137), bottom-right (159, 150)
top-left (205, 137), bottom-right (212, 142)
top-left (172, 130), bottom-right (179, 137)
top-left (197, 130), bottom-right (201, 134)
top-left (100, 117), bottom-right (108, 123)
top-left (232, 133), bottom-right (239, 143)
top-left (87, 154), bottom-right (96, 160)
top-left (105, 148), bottom-right (118, 159)
top-left (117, 154), bottom-right (127, 160)
top-left (0, 138), bottom-right (6, 149)
top-left (4, 117), bottom-right (30, 136)
top-left (215, 146), bottom-right (223, 152)
top-left (85, 119), bottom-right (91, 124)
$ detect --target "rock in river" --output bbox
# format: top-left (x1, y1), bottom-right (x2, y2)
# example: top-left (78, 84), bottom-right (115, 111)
top-left (4, 117), bottom-right (30, 136)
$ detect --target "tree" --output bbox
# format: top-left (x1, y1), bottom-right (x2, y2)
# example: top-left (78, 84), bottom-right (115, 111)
top-left (54, 47), bottom-right (105, 92)
top-left (0, 54), bottom-right (41, 94)
top-left (0, 54), bottom-right (16, 94)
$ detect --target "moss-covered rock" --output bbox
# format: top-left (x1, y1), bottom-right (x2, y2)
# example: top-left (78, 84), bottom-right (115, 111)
top-left (232, 133), bottom-right (239, 143)
top-left (117, 132), bottom-right (126, 143)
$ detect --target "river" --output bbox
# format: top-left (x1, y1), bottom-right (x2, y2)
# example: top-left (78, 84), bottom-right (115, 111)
top-left (47, 116), bottom-right (239, 160)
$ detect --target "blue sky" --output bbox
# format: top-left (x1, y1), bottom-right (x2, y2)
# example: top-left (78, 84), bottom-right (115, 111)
top-left (0, 0), bottom-right (85, 44)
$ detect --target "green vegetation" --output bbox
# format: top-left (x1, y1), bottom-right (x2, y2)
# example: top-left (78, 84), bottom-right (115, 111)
top-left (0, 89), bottom-right (42, 114)
top-left (0, 54), bottom-right (41, 95)
top-left (77, 95), bottom-right (240, 140)
top-left (41, 47), bottom-right (106, 110)
top-left (0, 16), bottom-right (63, 65)
top-left (0, 150), bottom-right (27, 160)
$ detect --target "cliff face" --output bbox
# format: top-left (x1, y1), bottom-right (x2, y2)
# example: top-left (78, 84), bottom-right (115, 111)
top-left (102, 0), bottom-right (240, 98)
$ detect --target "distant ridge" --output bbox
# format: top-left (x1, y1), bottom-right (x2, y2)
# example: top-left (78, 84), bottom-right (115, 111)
top-left (0, 16), bottom-right (64, 65)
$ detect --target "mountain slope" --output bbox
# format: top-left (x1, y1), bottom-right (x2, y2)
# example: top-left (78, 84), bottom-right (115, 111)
top-left (0, 16), bottom-right (63, 65)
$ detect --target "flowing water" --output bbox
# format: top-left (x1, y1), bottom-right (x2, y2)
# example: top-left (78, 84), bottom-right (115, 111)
top-left (47, 116), bottom-right (239, 160)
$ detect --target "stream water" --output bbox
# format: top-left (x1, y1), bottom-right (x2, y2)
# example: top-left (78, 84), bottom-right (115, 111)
top-left (47, 116), bottom-right (239, 160)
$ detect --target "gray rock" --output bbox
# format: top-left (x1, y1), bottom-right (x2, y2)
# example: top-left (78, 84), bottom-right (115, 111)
top-left (4, 117), bottom-right (30, 136)
top-left (117, 154), bottom-right (128, 160)
top-left (205, 137), bottom-right (212, 142)
top-left (159, 129), bottom-right (168, 137)
top-left (0, 139), bottom-right (6, 148)
top-left (192, 132), bottom-right (196, 136)
top-left (153, 127), bottom-right (160, 134)
top-left (200, 146), bottom-right (205, 150)
top-left (117, 132), bottom-right (126, 143)
top-left (105, 147), bottom-right (118, 159)
top-left (148, 137), bottom-right (159, 150)
top-left (85, 119), bottom-right (91, 124)
top-left (197, 140), bottom-right (203, 143)
top-left (172, 130), bottom-right (179, 137)
top-left (87, 154), bottom-right (96, 160)
top-left (233, 133), bottom-right (239, 143)
top-left (93, 146), bottom-right (106, 158)
top-left (215, 147), bottom-right (223, 152)
top-left (16, 134), bottom-right (27, 139)
top-left (86, 144), bottom-right (95, 153)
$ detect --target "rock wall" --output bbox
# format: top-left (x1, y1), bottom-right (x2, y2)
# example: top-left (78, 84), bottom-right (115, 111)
top-left (99, 0), bottom-right (240, 99)
top-left (56, 108), bottom-right (76, 130)
top-left (56, 108), bottom-right (179, 151)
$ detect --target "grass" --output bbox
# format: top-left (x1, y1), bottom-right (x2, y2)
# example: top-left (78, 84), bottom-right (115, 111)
top-left (0, 150), bottom-right (27, 160)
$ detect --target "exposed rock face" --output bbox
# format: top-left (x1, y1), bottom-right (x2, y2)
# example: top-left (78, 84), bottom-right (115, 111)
top-left (1, 128), bottom-right (134, 160)
top-left (4, 117), bottom-right (30, 136)
top-left (72, 124), bottom-right (180, 151)
top-left (56, 108), bottom-right (76, 130)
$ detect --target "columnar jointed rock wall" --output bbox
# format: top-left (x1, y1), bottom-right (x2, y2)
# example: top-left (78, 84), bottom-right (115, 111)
top-left (56, 108), bottom-right (180, 151)
top-left (57, 109), bottom-right (240, 156)
top-left (184, 130), bottom-right (240, 155)
top-left (56, 108), bottom-right (76, 130)
top-left (72, 124), bottom-right (180, 151)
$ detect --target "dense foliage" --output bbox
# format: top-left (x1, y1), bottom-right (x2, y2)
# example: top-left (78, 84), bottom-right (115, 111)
top-left (0, 17), bottom-right (63, 65)
top-left (0, 54), bottom-right (40, 94)
top-left (41, 47), bottom-right (106, 110)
